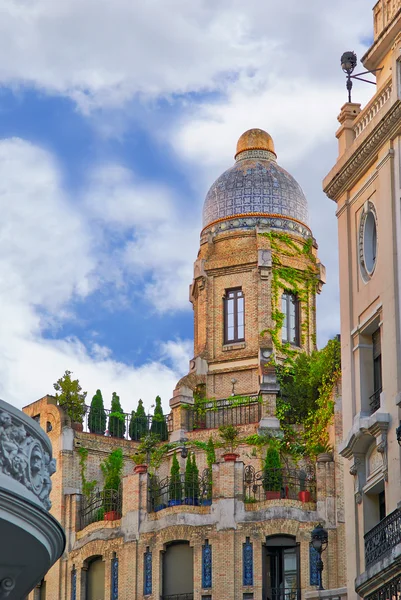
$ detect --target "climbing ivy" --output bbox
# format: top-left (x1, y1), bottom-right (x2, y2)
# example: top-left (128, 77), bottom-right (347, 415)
top-left (78, 447), bottom-right (97, 499)
top-left (260, 231), bottom-right (319, 369)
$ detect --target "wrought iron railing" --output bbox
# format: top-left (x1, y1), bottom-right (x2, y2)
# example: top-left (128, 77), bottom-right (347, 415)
top-left (82, 405), bottom-right (172, 441)
top-left (365, 571), bottom-right (401, 600)
top-left (80, 488), bottom-right (122, 530)
top-left (161, 595), bottom-right (194, 600)
top-left (369, 388), bottom-right (382, 414)
top-left (243, 465), bottom-right (316, 503)
top-left (365, 508), bottom-right (401, 568)
top-left (185, 396), bottom-right (261, 431)
top-left (148, 470), bottom-right (211, 512)
top-left (266, 588), bottom-right (300, 600)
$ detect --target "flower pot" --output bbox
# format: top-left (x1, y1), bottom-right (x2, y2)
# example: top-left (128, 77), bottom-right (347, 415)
top-left (316, 452), bottom-right (333, 463)
top-left (222, 452), bottom-right (240, 462)
top-left (134, 464), bottom-right (148, 474)
top-left (265, 491), bottom-right (281, 500)
top-left (104, 511), bottom-right (121, 521)
top-left (298, 490), bottom-right (311, 502)
top-left (168, 499), bottom-right (182, 507)
top-left (71, 421), bottom-right (83, 432)
top-left (155, 504), bottom-right (167, 512)
top-left (201, 499), bottom-right (212, 506)
top-left (184, 498), bottom-right (199, 506)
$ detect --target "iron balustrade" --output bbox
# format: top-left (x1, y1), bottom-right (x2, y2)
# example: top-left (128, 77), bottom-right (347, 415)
top-left (82, 405), bottom-right (172, 441)
top-left (267, 588), bottom-right (301, 600)
top-left (366, 572), bottom-right (401, 600)
top-left (243, 465), bottom-right (316, 503)
top-left (364, 508), bottom-right (401, 568)
top-left (80, 488), bottom-right (122, 530)
top-left (148, 469), bottom-right (211, 512)
top-left (161, 595), bottom-right (194, 600)
top-left (185, 396), bottom-right (262, 431)
top-left (369, 388), bottom-right (382, 414)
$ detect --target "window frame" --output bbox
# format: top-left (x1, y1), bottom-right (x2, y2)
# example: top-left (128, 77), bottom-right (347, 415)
top-left (224, 288), bottom-right (245, 344)
top-left (281, 292), bottom-right (300, 347)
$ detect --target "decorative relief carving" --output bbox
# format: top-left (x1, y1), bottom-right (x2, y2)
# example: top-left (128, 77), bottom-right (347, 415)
top-left (377, 434), bottom-right (388, 481)
top-left (349, 457), bottom-right (363, 503)
top-left (203, 215), bottom-right (312, 240)
top-left (368, 445), bottom-right (382, 476)
top-left (0, 410), bottom-right (55, 510)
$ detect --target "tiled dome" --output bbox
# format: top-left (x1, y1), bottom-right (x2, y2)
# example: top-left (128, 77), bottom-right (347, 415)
top-left (202, 129), bottom-right (309, 234)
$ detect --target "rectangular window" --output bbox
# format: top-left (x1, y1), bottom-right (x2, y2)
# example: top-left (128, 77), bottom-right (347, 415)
top-left (281, 293), bottom-right (300, 346)
top-left (370, 329), bottom-right (382, 413)
top-left (224, 289), bottom-right (245, 344)
top-left (379, 490), bottom-right (386, 521)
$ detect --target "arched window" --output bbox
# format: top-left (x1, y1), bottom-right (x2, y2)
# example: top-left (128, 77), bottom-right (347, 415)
top-left (281, 293), bottom-right (299, 346)
top-left (224, 288), bottom-right (245, 344)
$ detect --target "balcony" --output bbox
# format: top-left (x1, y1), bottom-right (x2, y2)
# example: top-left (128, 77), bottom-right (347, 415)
top-left (364, 508), bottom-right (401, 568)
top-left (79, 488), bottom-right (122, 530)
top-left (147, 470), bottom-right (211, 512)
top-left (82, 405), bottom-right (172, 440)
top-left (0, 398), bottom-right (65, 598)
top-left (243, 465), bottom-right (316, 503)
top-left (184, 396), bottom-right (262, 431)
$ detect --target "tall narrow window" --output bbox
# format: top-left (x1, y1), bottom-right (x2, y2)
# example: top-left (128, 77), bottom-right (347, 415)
top-left (224, 289), bottom-right (245, 344)
top-left (281, 293), bottom-right (299, 346)
top-left (370, 329), bottom-right (382, 413)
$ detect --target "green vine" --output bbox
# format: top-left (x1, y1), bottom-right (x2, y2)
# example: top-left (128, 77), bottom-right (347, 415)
top-left (78, 447), bottom-right (97, 499)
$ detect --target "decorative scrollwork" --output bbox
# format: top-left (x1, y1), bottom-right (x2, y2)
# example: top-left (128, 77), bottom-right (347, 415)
top-left (0, 409), bottom-right (55, 510)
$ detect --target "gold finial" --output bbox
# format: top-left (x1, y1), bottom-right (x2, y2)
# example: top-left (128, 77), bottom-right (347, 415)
top-left (235, 128), bottom-right (276, 159)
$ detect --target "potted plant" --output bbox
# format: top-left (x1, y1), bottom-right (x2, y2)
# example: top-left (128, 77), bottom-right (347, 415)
top-left (263, 445), bottom-right (283, 500)
top-left (184, 452), bottom-right (200, 505)
top-left (168, 453), bottom-right (182, 506)
top-left (129, 399), bottom-right (149, 441)
top-left (132, 451), bottom-right (148, 474)
top-left (218, 425), bottom-right (240, 461)
top-left (150, 395), bottom-right (168, 441)
top-left (100, 448), bottom-right (123, 520)
top-left (202, 436), bottom-right (216, 506)
top-left (88, 389), bottom-right (106, 435)
top-left (297, 469), bottom-right (310, 502)
top-left (315, 441), bottom-right (334, 463)
top-left (149, 474), bottom-right (165, 512)
top-left (108, 392), bottom-right (126, 438)
top-left (53, 370), bottom-right (87, 430)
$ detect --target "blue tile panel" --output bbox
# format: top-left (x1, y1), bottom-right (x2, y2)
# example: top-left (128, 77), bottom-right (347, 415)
top-left (243, 538), bottom-right (254, 586)
top-left (71, 568), bottom-right (76, 600)
top-left (309, 545), bottom-right (320, 586)
top-left (203, 152), bottom-right (309, 229)
top-left (202, 541), bottom-right (212, 589)
top-left (111, 557), bottom-right (118, 600)
top-left (144, 550), bottom-right (152, 595)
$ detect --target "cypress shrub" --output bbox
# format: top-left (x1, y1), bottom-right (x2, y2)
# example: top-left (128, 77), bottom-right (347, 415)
top-left (88, 389), bottom-right (106, 435)
top-left (150, 395), bottom-right (168, 441)
top-left (108, 392), bottom-right (126, 438)
top-left (129, 399), bottom-right (148, 440)
top-left (262, 445), bottom-right (283, 492)
top-left (169, 453), bottom-right (182, 503)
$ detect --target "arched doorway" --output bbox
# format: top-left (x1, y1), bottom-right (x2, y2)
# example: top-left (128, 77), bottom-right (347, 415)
top-left (86, 556), bottom-right (105, 600)
top-left (263, 535), bottom-right (300, 600)
top-left (162, 541), bottom-right (194, 599)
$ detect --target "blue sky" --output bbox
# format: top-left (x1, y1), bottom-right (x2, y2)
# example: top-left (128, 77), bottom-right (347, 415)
top-left (0, 0), bottom-right (373, 413)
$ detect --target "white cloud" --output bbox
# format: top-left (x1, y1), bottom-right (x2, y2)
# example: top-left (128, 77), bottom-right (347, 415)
top-left (0, 138), bottom-right (189, 412)
top-left (0, 0), bottom-right (372, 111)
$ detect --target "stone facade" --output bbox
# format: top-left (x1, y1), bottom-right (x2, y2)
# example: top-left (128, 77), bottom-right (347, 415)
top-left (323, 3), bottom-right (401, 600)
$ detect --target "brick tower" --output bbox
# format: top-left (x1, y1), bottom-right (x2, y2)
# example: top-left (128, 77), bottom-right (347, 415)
top-left (171, 128), bottom-right (326, 435)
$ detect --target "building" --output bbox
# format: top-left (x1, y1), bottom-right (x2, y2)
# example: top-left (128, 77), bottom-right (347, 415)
top-left (323, 2), bottom-right (401, 600)
top-left (0, 397), bottom-right (65, 599)
top-left (24, 129), bottom-right (346, 600)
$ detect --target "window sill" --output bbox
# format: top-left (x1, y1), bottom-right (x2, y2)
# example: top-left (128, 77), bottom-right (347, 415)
top-left (222, 342), bottom-right (246, 351)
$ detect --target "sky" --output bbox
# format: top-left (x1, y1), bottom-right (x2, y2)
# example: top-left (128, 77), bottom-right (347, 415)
top-left (0, 0), bottom-right (375, 414)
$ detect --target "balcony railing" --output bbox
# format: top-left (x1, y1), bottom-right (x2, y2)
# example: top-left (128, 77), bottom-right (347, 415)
top-left (82, 406), bottom-right (172, 441)
top-left (268, 588), bottom-right (300, 600)
top-left (148, 470), bottom-right (211, 512)
top-left (185, 396), bottom-right (262, 431)
top-left (79, 488), bottom-right (122, 530)
top-left (365, 508), bottom-right (401, 568)
top-left (369, 387), bottom-right (382, 414)
top-left (161, 595), bottom-right (194, 600)
top-left (243, 465), bottom-right (316, 503)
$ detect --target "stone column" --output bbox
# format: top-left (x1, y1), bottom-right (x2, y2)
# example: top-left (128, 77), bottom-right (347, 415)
top-left (336, 103), bottom-right (361, 158)
top-left (169, 385), bottom-right (194, 442)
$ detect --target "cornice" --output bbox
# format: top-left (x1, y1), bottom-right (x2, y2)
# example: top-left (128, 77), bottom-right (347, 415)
top-left (324, 100), bottom-right (401, 202)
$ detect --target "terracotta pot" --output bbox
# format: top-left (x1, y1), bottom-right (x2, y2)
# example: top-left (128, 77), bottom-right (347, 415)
top-left (316, 452), bottom-right (333, 463)
top-left (265, 491), bottom-right (281, 500)
top-left (222, 452), bottom-right (240, 462)
top-left (71, 422), bottom-right (83, 432)
top-left (134, 464), bottom-right (148, 474)
top-left (298, 490), bottom-right (311, 503)
top-left (104, 511), bottom-right (121, 521)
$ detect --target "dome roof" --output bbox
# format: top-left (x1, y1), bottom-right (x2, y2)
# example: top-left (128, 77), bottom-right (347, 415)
top-left (202, 129), bottom-right (309, 236)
